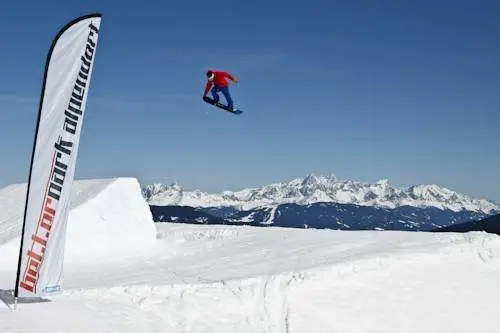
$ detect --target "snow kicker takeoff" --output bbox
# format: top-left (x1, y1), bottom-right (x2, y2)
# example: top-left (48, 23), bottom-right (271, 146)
top-left (203, 69), bottom-right (243, 114)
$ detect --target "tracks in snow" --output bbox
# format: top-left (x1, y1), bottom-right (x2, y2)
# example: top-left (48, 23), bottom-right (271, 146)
top-left (59, 230), bottom-right (500, 333)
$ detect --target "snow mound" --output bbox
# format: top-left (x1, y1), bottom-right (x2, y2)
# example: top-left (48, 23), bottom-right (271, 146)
top-left (63, 177), bottom-right (157, 262)
top-left (0, 179), bottom-right (111, 248)
top-left (0, 177), bottom-right (156, 269)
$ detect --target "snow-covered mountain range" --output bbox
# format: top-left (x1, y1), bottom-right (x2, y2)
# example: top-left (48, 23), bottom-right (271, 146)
top-left (142, 173), bottom-right (499, 214)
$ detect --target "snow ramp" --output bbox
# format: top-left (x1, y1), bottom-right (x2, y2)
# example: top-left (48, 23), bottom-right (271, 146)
top-left (0, 177), bottom-right (156, 269)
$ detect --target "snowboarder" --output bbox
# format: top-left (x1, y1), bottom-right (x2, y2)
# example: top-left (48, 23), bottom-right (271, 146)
top-left (203, 69), bottom-right (238, 110)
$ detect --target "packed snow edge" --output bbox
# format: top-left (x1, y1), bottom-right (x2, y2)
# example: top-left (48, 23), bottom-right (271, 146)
top-left (0, 177), bottom-right (156, 268)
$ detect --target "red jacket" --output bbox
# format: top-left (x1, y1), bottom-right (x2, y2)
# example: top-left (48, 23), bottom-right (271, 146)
top-left (204, 70), bottom-right (236, 96)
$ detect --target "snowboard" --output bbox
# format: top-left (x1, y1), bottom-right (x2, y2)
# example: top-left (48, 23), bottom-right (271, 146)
top-left (203, 96), bottom-right (243, 114)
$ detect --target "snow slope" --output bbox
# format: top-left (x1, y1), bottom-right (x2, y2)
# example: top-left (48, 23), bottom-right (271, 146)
top-left (143, 173), bottom-right (499, 213)
top-left (1, 178), bottom-right (500, 332)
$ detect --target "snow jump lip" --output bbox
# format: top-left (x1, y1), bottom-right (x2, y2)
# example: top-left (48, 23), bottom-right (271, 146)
top-left (0, 178), bottom-right (156, 264)
top-left (0, 179), bottom-right (113, 248)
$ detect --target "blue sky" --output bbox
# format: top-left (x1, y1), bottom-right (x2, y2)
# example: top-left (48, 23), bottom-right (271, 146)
top-left (0, 0), bottom-right (498, 201)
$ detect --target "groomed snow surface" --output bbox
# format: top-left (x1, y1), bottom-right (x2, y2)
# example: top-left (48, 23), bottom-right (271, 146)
top-left (1, 178), bottom-right (500, 333)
